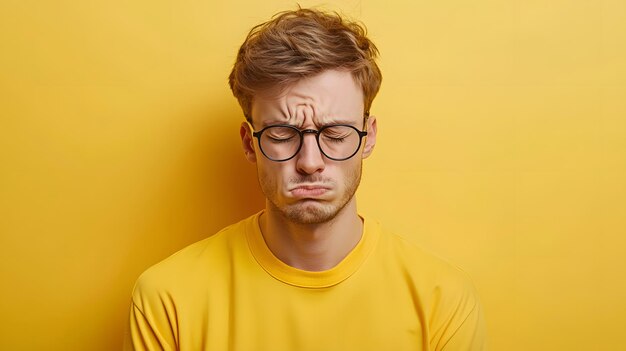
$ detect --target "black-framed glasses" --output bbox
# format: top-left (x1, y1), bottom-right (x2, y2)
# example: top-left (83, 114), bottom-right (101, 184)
top-left (251, 124), bottom-right (368, 162)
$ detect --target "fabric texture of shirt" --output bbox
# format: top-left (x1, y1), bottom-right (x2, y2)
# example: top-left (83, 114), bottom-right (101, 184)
top-left (125, 212), bottom-right (487, 350)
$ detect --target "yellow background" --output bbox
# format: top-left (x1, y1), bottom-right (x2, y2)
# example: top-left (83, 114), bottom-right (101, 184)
top-left (1, 0), bottom-right (624, 349)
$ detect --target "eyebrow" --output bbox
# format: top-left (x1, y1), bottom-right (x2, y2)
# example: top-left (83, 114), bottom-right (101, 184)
top-left (260, 118), bottom-right (360, 129)
top-left (259, 119), bottom-right (287, 128)
top-left (320, 118), bottom-right (359, 127)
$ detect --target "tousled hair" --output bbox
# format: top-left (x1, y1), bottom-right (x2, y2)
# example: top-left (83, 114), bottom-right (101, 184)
top-left (228, 7), bottom-right (382, 121)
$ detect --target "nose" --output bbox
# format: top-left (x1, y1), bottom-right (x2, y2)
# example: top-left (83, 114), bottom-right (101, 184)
top-left (295, 133), bottom-right (325, 174)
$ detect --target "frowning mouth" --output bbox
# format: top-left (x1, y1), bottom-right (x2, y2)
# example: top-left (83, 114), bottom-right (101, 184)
top-left (289, 184), bottom-right (330, 197)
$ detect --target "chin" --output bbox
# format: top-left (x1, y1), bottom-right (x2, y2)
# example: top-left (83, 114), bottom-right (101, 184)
top-left (280, 198), bottom-right (350, 224)
top-left (283, 206), bottom-right (338, 224)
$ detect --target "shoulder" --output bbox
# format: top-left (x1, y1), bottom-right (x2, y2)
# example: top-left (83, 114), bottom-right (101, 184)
top-left (387, 231), bottom-right (474, 286)
top-left (373, 223), bottom-right (472, 282)
top-left (373, 221), bottom-right (481, 315)
top-left (131, 215), bottom-right (254, 305)
top-left (373, 223), bottom-right (485, 347)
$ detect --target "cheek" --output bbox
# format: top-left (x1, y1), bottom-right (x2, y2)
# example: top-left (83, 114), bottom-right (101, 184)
top-left (341, 160), bottom-right (363, 184)
top-left (327, 161), bottom-right (360, 184)
top-left (257, 160), bottom-right (290, 188)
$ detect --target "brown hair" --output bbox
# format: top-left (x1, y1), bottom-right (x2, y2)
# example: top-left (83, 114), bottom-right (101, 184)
top-left (228, 7), bottom-right (382, 121)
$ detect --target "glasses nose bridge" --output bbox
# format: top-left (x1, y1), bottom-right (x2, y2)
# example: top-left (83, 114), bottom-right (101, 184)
top-left (299, 128), bottom-right (321, 143)
top-left (298, 128), bottom-right (323, 152)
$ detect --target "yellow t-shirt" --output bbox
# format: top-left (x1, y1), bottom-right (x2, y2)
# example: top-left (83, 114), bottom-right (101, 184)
top-left (125, 212), bottom-right (486, 351)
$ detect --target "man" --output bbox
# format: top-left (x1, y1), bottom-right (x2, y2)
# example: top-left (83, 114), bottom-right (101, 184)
top-left (125, 8), bottom-right (486, 351)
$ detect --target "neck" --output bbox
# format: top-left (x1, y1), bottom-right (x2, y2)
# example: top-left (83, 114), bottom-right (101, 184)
top-left (259, 198), bottom-right (363, 271)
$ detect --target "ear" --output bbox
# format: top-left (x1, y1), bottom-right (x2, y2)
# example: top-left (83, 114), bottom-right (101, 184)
top-left (362, 115), bottom-right (377, 159)
top-left (240, 122), bottom-right (257, 163)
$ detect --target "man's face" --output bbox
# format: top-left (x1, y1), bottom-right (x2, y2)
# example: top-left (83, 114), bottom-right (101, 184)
top-left (240, 69), bottom-right (377, 224)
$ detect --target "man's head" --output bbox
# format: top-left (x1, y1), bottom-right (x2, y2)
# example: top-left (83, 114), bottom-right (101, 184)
top-left (229, 8), bottom-right (381, 225)
top-left (229, 7), bottom-right (382, 122)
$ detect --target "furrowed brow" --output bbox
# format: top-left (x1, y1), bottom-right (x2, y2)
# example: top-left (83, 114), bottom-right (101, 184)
top-left (318, 118), bottom-right (359, 128)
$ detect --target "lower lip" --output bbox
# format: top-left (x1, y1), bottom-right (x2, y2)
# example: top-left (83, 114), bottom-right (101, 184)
top-left (291, 188), bottom-right (328, 197)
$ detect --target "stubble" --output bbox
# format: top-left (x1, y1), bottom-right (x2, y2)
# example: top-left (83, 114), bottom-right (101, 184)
top-left (258, 162), bottom-right (363, 225)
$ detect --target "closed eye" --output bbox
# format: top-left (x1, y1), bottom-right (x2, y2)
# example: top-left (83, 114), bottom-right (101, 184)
top-left (323, 135), bottom-right (347, 143)
top-left (267, 135), bottom-right (296, 143)
top-left (321, 128), bottom-right (352, 143)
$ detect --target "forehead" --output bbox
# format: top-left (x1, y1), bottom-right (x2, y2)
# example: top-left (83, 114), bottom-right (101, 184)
top-left (250, 69), bottom-right (364, 128)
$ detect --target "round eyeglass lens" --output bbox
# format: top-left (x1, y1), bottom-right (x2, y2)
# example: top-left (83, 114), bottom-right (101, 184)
top-left (259, 126), bottom-right (301, 160)
top-left (319, 126), bottom-right (361, 160)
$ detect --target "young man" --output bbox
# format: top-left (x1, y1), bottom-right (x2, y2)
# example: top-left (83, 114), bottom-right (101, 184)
top-left (126, 8), bottom-right (486, 351)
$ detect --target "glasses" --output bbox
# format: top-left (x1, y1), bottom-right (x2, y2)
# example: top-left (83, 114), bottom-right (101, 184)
top-left (251, 124), bottom-right (368, 162)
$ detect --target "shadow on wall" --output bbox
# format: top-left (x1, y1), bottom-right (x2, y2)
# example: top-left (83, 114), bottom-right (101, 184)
top-left (134, 100), bottom-right (265, 258)
top-left (106, 100), bottom-right (265, 350)
top-left (189, 103), bottom-right (266, 235)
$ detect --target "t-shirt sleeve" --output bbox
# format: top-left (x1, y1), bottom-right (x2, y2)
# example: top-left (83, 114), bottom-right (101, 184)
top-left (123, 274), bottom-right (178, 351)
top-left (439, 299), bottom-right (487, 351)
top-left (427, 265), bottom-right (488, 351)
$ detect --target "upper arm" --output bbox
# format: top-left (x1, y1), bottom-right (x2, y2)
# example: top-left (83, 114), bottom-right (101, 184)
top-left (124, 272), bottom-right (179, 351)
top-left (124, 299), bottom-right (176, 351)
top-left (439, 300), bottom-right (487, 351)
top-left (427, 266), bottom-right (488, 351)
